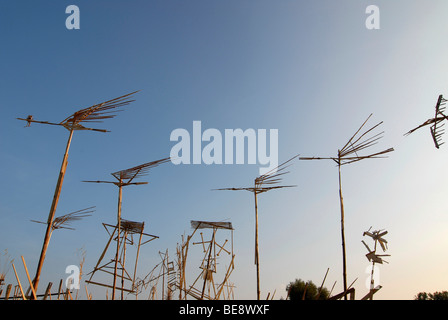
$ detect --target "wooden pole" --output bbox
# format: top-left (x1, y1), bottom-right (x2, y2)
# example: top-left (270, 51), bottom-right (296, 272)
top-left (370, 239), bottom-right (378, 300)
top-left (337, 157), bottom-right (348, 300)
top-left (201, 229), bottom-right (216, 299)
top-left (57, 279), bottom-right (63, 300)
top-left (5, 284), bottom-right (12, 300)
top-left (133, 224), bottom-right (144, 299)
top-left (33, 128), bottom-right (74, 294)
top-left (43, 282), bottom-right (53, 300)
top-left (112, 180), bottom-right (123, 300)
top-left (12, 263), bottom-right (26, 300)
top-left (120, 230), bottom-right (128, 300)
top-left (21, 256), bottom-right (36, 300)
top-left (254, 189), bottom-right (260, 300)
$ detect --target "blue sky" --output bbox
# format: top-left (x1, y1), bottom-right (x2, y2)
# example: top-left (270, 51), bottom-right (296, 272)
top-left (1, 0), bottom-right (448, 300)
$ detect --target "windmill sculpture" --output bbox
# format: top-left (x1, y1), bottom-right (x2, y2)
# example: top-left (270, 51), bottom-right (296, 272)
top-left (362, 227), bottom-right (390, 299)
top-left (300, 114), bottom-right (394, 298)
top-left (213, 155), bottom-right (298, 300)
top-left (181, 220), bottom-right (235, 300)
top-left (405, 94), bottom-right (448, 148)
top-left (17, 91), bottom-right (139, 294)
top-left (83, 157), bottom-right (169, 299)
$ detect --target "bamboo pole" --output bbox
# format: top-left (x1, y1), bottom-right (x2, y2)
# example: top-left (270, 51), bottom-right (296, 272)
top-left (254, 189), bottom-right (260, 300)
top-left (201, 229), bottom-right (216, 299)
top-left (12, 263), bottom-right (26, 300)
top-left (112, 180), bottom-right (123, 300)
top-left (369, 238), bottom-right (378, 300)
top-left (133, 224), bottom-right (144, 300)
top-left (33, 128), bottom-right (74, 294)
top-left (21, 256), bottom-right (37, 300)
top-left (337, 157), bottom-right (348, 300)
top-left (43, 282), bottom-right (53, 300)
top-left (120, 230), bottom-right (128, 300)
top-left (57, 279), bottom-right (63, 300)
top-left (5, 284), bottom-right (12, 300)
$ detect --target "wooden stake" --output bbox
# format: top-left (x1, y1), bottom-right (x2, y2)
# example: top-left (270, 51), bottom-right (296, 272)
top-left (43, 282), bottom-right (53, 300)
top-left (21, 256), bottom-right (37, 300)
top-left (58, 279), bottom-right (63, 300)
top-left (5, 284), bottom-right (12, 300)
top-left (337, 159), bottom-right (348, 299)
top-left (254, 189), bottom-right (260, 301)
top-left (33, 128), bottom-right (74, 294)
top-left (12, 263), bottom-right (26, 300)
top-left (112, 181), bottom-right (123, 300)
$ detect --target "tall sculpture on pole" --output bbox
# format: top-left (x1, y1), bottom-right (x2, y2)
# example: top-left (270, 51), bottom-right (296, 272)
top-left (405, 94), bottom-right (448, 148)
top-left (300, 114), bottom-right (393, 299)
top-left (17, 91), bottom-right (139, 294)
top-left (83, 157), bottom-right (169, 299)
top-left (214, 155), bottom-right (298, 300)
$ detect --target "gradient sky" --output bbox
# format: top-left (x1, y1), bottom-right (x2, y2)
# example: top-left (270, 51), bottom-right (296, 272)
top-left (1, 0), bottom-right (448, 300)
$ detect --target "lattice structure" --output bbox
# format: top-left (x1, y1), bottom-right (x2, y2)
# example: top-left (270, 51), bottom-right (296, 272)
top-left (134, 249), bottom-right (177, 300)
top-left (177, 220), bottom-right (235, 300)
top-left (300, 114), bottom-right (394, 298)
top-left (86, 219), bottom-right (158, 298)
top-left (83, 158), bottom-right (169, 299)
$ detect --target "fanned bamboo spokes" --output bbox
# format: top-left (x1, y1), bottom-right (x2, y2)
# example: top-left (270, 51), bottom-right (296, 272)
top-left (300, 115), bottom-right (393, 166)
top-left (111, 157), bottom-right (170, 183)
top-left (59, 91), bottom-right (139, 127)
top-left (17, 91), bottom-right (139, 132)
top-left (31, 207), bottom-right (95, 231)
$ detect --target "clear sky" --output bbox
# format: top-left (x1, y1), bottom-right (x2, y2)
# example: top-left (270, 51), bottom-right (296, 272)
top-left (1, 0), bottom-right (448, 300)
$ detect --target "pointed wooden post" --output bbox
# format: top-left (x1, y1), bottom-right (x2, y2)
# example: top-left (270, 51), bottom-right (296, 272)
top-left (12, 263), bottom-right (26, 300)
top-left (33, 128), bottom-right (74, 293)
top-left (254, 186), bottom-right (260, 301)
top-left (112, 180), bottom-right (123, 300)
top-left (337, 155), bottom-right (348, 298)
top-left (300, 114), bottom-right (394, 300)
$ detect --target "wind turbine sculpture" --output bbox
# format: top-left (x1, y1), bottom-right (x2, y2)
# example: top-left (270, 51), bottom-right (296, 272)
top-left (213, 155), bottom-right (298, 300)
top-left (300, 114), bottom-right (393, 299)
top-left (17, 91), bottom-right (139, 294)
top-left (83, 157), bottom-right (170, 299)
top-left (362, 227), bottom-right (390, 299)
top-left (405, 94), bottom-right (448, 148)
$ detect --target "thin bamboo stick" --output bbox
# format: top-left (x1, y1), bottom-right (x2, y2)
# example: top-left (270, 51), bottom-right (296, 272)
top-left (112, 181), bottom-right (123, 300)
top-left (254, 187), bottom-right (260, 300)
top-left (4, 284), bottom-right (12, 300)
top-left (33, 128), bottom-right (74, 294)
top-left (43, 282), bottom-right (53, 300)
top-left (21, 256), bottom-right (36, 300)
top-left (12, 263), bottom-right (26, 300)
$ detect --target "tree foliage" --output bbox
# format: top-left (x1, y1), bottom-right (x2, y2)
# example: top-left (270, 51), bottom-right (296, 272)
top-left (286, 278), bottom-right (330, 300)
top-left (414, 291), bottom-right (448, 300)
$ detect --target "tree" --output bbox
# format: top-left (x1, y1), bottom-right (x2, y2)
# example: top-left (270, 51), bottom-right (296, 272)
top-left (415, 291), bottom-right (448, 300)
top-left (286, 279), bottom-right (330, 300)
